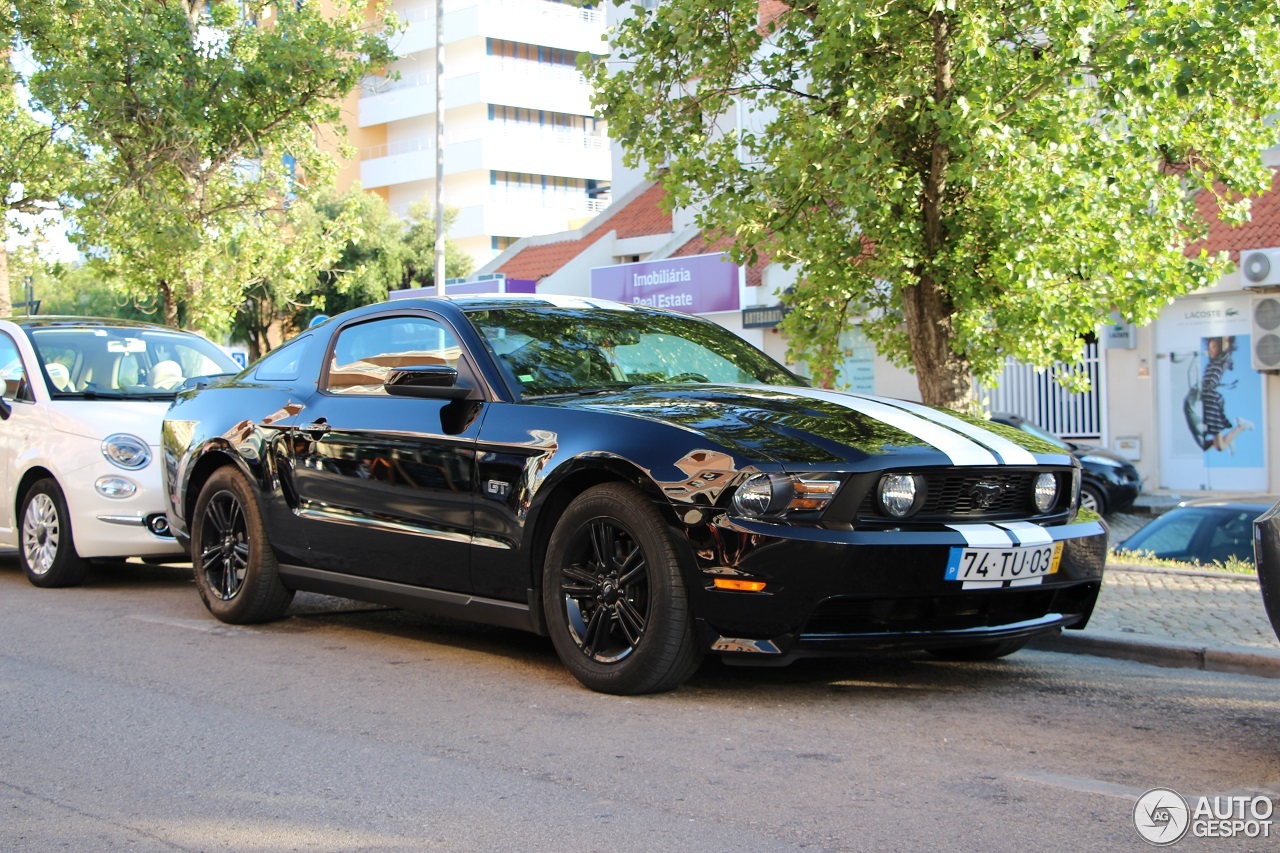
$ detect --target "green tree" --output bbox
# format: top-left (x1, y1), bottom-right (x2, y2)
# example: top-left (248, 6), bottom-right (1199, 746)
top-left (1, 6), bottom-right (78, 317)
top-left (591, 0), bottom-right (1280, 408)
top-left (233, 190), bottom-right (474, 359)
top-left (15, 0), bottom-right (396, 331)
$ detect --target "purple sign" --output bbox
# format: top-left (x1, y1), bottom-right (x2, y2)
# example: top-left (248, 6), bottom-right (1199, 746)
top-left (590, 253), bottom-right (740, 314)
top-left (389, 278), bottom-right (537, 299)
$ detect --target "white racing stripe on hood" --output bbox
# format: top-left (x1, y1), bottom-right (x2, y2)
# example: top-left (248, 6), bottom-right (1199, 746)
top-left (775, 387), bottom-right (999, 466)
top-left (877, 399), bottom-right (1038, 465)
top-left (946, 524), bottom-right (1014, 548)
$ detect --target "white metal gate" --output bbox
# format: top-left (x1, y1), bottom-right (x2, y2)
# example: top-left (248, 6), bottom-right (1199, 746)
top-left (978, 341), bottom-right (1104, 441)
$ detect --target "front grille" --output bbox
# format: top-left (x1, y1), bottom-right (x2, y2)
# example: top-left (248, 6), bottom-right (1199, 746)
top-left (852, 467), bottom-right (1071, 523)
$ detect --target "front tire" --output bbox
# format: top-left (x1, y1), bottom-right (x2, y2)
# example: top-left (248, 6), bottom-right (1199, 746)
top-left (191, 466), bottom-right (293, 624)
top-left (543, 483), bottom-right (702, 694)
top-left (19, 479), bottom-right (88, 588)
top-left (1080, 483), bottom-right (1106, 516)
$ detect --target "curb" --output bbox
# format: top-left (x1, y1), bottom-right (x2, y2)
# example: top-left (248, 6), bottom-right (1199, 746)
top-left (1105, 562), bottom-right (1261, 582)
top-left (1028, 629), bottom-right (1280, 679)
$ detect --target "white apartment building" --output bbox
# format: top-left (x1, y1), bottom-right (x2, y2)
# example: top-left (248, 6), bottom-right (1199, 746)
top-left (345, 0), bottom-right (611, 266)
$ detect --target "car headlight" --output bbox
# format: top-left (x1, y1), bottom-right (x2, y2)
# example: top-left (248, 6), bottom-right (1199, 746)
top-left (731, 473), bottom-right (841, 518)
top-left (1079, 454), bottom-right (1124, 468)
top-left (1033, 472), bottom-right (1058, 512)
top-left (878, 473), bottom-right (924, 518)
top-left (102, 433), bottom-right (152, 470)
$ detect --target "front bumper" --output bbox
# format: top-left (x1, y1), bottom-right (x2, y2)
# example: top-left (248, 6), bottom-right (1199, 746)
top-left (682, 512), bottom-right (1108, 663)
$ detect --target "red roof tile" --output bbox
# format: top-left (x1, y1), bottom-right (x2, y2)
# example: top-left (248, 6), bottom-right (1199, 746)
top-left (757, 0), bottom-right (790, 34)
top-left (495, 184), bottom-right (673, 281)
top-left (673, 230), bottom-right (771, 287)
top-left (1186, 168), bottom-right (1280, 261)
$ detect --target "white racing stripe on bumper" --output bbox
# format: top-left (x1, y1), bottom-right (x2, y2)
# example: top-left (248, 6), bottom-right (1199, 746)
top-left (778, 387), bottom-right (999, 466)
top-left (962, 580), bottom-right (1007, 590)
top-left (946, 523), bottom-right (1014, 548)
top-left (997, 521), bottom-right (1053, 546)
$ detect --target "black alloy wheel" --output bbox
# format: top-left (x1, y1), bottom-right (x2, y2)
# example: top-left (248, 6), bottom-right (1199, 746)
top-left (191, 466), bottom-right (293, 624)
top-left (544, 483), bottom-right (702, 694)
top-left (561, 517), bottom-right (651, 664)
top-left (198, 489), bottom-right (250, 601)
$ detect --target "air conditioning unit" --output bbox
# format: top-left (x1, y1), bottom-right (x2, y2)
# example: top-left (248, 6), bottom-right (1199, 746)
top-left (1250, 295), bottom-right (1280, 370)
top-left (1240, 247), bottom-right (1280, 287)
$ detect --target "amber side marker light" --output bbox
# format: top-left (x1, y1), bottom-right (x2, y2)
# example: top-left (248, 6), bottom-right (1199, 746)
top-left (713, 578), bottom-right (768, 592)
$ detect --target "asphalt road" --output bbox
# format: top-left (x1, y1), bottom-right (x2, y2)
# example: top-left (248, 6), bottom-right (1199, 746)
top-left (2, 554), bottom-right (1278, 851)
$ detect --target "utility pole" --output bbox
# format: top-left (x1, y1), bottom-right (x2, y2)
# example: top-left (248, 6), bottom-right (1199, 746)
top-left (434, 0), bottom-right (446, 297)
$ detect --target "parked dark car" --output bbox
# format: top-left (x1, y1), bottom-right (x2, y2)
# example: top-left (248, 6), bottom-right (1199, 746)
top-left (989, 413), bottom-right (1141, 515)
top-left (163, 296), bottom-right (1108, 694)
top-left (1253, 500), bottom-right (1280, 642)
top-left (1119, 496), bottom-right (1278, 566)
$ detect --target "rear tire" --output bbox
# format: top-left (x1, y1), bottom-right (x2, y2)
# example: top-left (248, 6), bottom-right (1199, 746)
top-left (191, 466), bottom-right (293, 624)
top-left (19, 479), bottom-right (89, 588)
top-left (926, 638), bottom-right (1029, 661)
top-left (543, 483), bottom-right (703, 694)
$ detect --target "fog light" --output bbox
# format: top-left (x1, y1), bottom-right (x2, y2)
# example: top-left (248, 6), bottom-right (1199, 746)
top-left (95, 476), bottom-right (138, 498)
top-left (1033, 472), bottom-right (1058, 512)
top-left (878, 473), bottom-right (921, 517)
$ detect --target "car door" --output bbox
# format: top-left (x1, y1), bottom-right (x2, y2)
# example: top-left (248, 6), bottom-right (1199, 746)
top-left (0, 330), bottom-right (33, 537)
top-left (286, 312), bottom-right (485, 592)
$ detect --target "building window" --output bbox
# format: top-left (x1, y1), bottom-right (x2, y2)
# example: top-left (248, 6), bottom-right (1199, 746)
top-left (486, 38), bottom-right (579, 68)
top-left (492, 236), bottom-right (517, 251)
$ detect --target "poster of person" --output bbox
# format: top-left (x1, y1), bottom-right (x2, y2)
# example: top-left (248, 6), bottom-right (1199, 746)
top-left (1156, 296), bottom-right (1267, 490)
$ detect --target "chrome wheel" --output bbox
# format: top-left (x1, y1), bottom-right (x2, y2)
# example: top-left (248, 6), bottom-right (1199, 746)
top-left (560, 518), bottom-right (651, 664)
top-left (1080, 485), bottom-right (1104, 515)
top-left (198, 490), bottom-right (250, 601)
top-left (22, 492), bottom-right (60, 576)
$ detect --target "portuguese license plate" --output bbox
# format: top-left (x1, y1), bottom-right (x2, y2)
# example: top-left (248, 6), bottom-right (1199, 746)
top-left (945, 542), bottom-right (1063, 582)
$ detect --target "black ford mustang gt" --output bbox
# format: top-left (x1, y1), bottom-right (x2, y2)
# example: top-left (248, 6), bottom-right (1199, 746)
top-left (162, 295), bottom-right (1107, 694)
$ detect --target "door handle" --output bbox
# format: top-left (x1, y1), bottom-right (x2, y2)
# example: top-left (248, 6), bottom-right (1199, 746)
top-left (299, 418), bottom-right (330, 439)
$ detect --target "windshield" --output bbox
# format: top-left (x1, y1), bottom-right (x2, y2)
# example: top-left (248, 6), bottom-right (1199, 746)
top-left (30, 326), bottom-right (241, 399)
top-left (465, 304), bottom-right (802, 398)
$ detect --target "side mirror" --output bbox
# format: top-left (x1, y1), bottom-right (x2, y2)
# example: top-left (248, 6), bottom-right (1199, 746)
top-left (0, 396), bottom-right (9, 420)
top-left (385, 364), bottom-right (472, 400)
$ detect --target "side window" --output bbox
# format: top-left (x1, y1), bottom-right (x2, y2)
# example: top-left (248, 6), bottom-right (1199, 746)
top-left (326, 316), bottom-right (460, 396)
top-left (255, 335), bottom-right (311, 382)
top-left (0, 333), bottom-right (28, 401)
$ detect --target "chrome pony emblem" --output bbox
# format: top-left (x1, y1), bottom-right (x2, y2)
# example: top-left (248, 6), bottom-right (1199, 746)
top-left (968, 482), bottom-right (1005, 509)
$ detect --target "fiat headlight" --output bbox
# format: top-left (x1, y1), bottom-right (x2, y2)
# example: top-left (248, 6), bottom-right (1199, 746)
top-left (102, 433), bottom-right (152, 470)
top-left (1033, 472), bottom-right (1058, 512)
top-left (878, 473), bottom-right (923, 518)
top-left (731, 473), bottom-right (841, 518)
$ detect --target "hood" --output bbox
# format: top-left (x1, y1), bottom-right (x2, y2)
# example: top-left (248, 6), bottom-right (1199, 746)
top-left (545, 385), bottom-right (1071, 469)
top-left (45, 400), bottom-right (172, 445)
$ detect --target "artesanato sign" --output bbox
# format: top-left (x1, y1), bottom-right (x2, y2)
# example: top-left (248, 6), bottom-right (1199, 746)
top-left (590, 252), bottom-right (740, 315)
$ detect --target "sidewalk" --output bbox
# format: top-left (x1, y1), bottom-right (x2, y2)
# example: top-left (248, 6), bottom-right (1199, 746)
top-left (1029, 512), bottom-right (1280, 678)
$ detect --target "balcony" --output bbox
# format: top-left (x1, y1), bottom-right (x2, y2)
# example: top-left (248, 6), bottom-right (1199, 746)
top-left (390, 0), bottom-right (604, 57)
top-left (360, 57), bottom-right (595, 127)
top-left (360, 126), bottom-right (610, 190)
top-left (469, 186), bottom-right (611, 238)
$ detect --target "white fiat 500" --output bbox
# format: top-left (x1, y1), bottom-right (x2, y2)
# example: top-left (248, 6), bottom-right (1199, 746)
top-left (0, 317), bottom-right (241, 586)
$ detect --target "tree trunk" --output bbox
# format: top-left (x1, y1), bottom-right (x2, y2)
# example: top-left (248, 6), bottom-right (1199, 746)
top-left (160, 279), bottom-right (178, 327)
top-left (904, 10), bottom-right (974, 412)
top-left (0, 240), bottom-right (11, 318)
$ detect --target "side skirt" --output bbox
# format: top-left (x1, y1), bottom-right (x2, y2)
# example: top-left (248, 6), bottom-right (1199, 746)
top-left (278, 564), bottom-right (540, 634)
